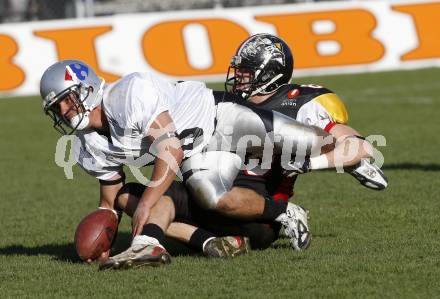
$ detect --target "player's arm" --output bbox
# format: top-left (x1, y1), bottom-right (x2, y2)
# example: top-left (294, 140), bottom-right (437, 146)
top-left (317, 123), bottom-right (373, 169)
top-left (290, 92), bottom-right (367, 169)
top-left (293, 92), bottom-right (387, 189)
top-left (99, 171), bottom-right (125, 210)
top-left (328, 124), bottom-right (387, 189)
top-left (132, 111), bottom-right (184, 236)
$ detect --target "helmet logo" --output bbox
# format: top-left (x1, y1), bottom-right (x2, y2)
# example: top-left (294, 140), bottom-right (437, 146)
top-left (64, 70), bottom-right (73, 81)
top-left (66, 63), bottom-right (89, 81)
top-left (240, 37), bottom-right (285, 67)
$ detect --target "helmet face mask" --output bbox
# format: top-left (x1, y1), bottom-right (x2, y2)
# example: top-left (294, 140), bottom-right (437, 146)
top-left (225, 66), bottom-right (256, 98)
top-left (40, 60), bottom-right (105, 135)
top-left (44, 85), bottom-right (91, 135)
top-left (225, 34), bottom-right (294, 100)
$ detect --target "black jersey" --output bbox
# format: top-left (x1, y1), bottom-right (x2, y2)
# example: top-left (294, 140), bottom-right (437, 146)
top-left (233, 83), bottom-right (349, 202)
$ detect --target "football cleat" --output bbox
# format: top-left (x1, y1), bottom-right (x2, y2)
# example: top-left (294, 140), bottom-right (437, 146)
top-left (276, 203), bottom-right (312, 251)
top-left (349, 159), bottom-right (388, 190)
top-left (203, 236), bottom-right (251, 258)
top-left (99, 235), bottom-right (171, 270)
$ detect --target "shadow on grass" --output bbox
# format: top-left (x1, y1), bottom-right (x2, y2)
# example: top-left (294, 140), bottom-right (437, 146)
top-left (382, 163), bottom-right (440, 171)
top-left (0, 232), bottom-right (197, 264)
top-left (0, 242), bottom-right (81, 263)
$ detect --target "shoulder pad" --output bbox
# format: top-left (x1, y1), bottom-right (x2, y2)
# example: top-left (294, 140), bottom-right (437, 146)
top-left (314, 93), bottom-right (349, 124)
top-left (295, 84), bottom-right (333, 95)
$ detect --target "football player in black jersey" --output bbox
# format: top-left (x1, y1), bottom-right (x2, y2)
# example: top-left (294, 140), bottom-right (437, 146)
top-left (185, 33), bottom-right (388, 249)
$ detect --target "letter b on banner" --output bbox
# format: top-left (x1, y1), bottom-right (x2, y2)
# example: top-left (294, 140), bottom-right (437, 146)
top-left (256, 9), bottom-right (384, 68)
top-left (0, 34), bottom-right (25, 91)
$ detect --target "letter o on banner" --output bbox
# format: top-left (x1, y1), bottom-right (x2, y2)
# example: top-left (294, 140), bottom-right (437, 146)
top-left (142, 19), bottom-right (249, 76)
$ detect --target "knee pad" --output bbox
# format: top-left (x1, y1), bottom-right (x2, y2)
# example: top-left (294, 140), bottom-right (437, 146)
top-left (182, 151), bottom-right (241, 210)
top-left (185, 173), bottom-right (225, 210)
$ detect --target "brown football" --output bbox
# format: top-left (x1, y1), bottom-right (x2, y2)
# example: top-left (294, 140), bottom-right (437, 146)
top-left (74, 209), bottom-right (118, 262)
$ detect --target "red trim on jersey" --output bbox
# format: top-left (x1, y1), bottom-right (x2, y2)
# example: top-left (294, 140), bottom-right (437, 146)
top-left (324, 121), bottom-right (337, 132)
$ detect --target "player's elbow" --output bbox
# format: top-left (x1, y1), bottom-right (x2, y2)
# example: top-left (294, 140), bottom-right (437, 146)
top-left (161, 139), bottom-right (184, 169)
top-left (174, 147), bottom-right (184, 165)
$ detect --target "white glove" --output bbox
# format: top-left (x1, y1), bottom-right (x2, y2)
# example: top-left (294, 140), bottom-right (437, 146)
top-left (348, 159), bottom-right (388, 190)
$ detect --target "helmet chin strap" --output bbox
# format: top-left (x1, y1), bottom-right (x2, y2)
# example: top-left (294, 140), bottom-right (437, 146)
top-left (70, 111), bottom-right (90, 131)
top-left (249, 73), bottom-right (283, 98)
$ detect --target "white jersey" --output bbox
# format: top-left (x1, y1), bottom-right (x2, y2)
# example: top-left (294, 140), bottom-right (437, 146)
top-left (73, 72), bottom-right (216, 180)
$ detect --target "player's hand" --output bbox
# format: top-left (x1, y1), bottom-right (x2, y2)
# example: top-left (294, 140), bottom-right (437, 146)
top-left (132, 202), bottom-right (151, 237)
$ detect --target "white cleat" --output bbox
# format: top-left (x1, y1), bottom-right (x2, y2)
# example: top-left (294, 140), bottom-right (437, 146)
top-left (99, 235), bottom-right (171, 270)
top-left (276, 203), bottom-right (311, 251)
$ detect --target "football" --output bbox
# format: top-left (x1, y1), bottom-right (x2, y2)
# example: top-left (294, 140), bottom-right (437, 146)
top-left (74, 209), bottom-right (118, 262)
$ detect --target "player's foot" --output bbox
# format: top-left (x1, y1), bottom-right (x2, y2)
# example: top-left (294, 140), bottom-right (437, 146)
top-left (99, 235), bottom-right (171, 270)
top-left (348, 159), bottom-right (388, 190)
top-left (276, 203), bottom-right (311, 251)
top-left (203, 236), bottom-right (250, 258)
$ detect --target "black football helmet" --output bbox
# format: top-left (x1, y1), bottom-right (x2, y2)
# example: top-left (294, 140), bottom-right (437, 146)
top-left (225, 33), bottom-right (294, 100)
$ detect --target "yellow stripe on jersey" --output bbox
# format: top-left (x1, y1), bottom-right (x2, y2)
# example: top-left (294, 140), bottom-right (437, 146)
top-left (314, 93), bottom-right (349, 124)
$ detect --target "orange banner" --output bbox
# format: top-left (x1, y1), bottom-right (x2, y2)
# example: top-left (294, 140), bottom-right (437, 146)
top-left (0, 1), bottom-right (438, 96)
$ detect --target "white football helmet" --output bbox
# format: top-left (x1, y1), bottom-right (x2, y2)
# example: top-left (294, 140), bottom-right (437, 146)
top-left (40, 60), bottom-right (105, 134)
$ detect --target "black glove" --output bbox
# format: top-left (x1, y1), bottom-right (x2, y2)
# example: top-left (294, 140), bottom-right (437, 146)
top-left (283, 156), bottom-right (311, 177)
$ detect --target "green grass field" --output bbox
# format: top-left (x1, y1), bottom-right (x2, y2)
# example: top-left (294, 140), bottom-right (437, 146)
top-left (1, 68), bottom-right (439, 298)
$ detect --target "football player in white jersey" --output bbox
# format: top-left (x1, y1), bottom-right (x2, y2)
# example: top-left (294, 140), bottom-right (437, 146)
top-left (40, 59), bottom-right (370, 268)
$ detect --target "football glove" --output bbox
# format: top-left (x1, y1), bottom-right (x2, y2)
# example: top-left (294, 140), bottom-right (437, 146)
top-left (283, 156), bottom-right (311, 177)
top-left (348, 159), bottom-right (388, 190)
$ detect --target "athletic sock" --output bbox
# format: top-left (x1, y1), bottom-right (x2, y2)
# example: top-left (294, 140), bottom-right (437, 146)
top-left (189, 228), bottom-right (216, 251)
top-left (141, 223), bottom-right (166, 245)
top-left (261, 196), bottom-right (288, 221)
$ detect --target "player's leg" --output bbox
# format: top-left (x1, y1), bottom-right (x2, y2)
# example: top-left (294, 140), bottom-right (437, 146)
top-left (116, 183), bottom-right (175, 232)
top-left (183, 103), bottom-right (317, 250)
top-left (161, 180), bottom-right (250, 257)
top-left (114, 182), bottom-right (250, 259)
top-left (212, 101), bottom-right (332, 159)
top-left (183, 152), bottom-right (311, 250)
top-left (163, 180), bottom-right (279, 251)
top-left (167, 222), bottom-right (251, 256)
top-left (181, 151), bottom-right (242, 210)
